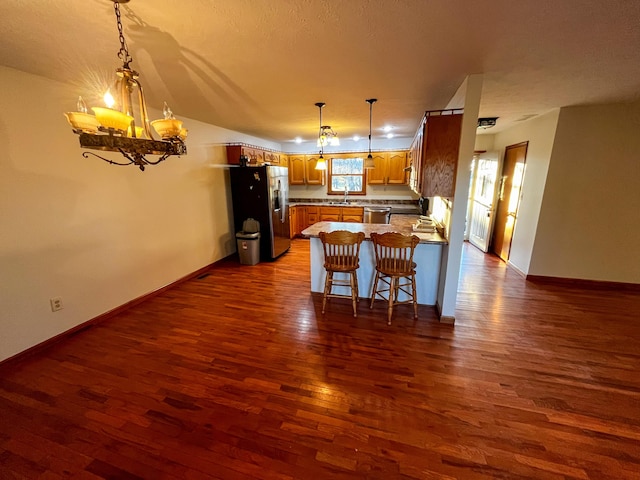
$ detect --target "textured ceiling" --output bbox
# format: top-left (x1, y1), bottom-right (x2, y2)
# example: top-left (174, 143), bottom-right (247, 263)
top-left (2, 0), bottom-right (640, 149)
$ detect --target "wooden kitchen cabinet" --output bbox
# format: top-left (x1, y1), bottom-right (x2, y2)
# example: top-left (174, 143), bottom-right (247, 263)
top-left (264, 151), bottom-right (280, 165)
top-left (320, 206), bottom-right (341, 222)
top-left (289, 155), bottom-right (306, 184)
top-left (288, 155), bottom-right (324, 185)
top-left (420, 111), bottom-right (463, 198)
top-left (366, 151), bottom-right (409, 185)
top-left (341, 206), bottom-right (364, 222)
top-left (319, 206), bottom-right (364, 223)
top-left (226, 143), bottom-right (282, 166)
top-left (300, 206), bottom-right (319, 232)
top-left (289, 205), bottom-right (298, 238)
top-left (408, 117), bottom-right (425, 194)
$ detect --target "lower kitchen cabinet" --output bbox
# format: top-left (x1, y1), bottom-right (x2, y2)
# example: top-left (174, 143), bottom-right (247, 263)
top-left (319, 207), bottom-right (341, 222)
top-left (291, 205), bottom-right (363, 237)
top-left (341, 206), bottom-right (364, 222)
top-left (289, 206), bottom-right (298, 238)
top-left (319, 206), bottom-right (364, 223)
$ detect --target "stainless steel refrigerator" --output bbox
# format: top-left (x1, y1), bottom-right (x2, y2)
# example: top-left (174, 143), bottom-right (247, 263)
top-left (229, 165), bottom-right (290, 261)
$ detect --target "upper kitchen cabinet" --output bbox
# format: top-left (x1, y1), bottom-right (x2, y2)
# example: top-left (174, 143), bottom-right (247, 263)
top-left (226, 143), bottom-right (282, 166)
top-left (264, 151), bottom-right (281, 165)
top-left (366, 151), bottom-right (409, 185)
top-left (410, 110), bottom-right (463, 198)
top-left (408, 117), bottom-right (425, 193)
top-left (289, 154), bottom-right (324, 185)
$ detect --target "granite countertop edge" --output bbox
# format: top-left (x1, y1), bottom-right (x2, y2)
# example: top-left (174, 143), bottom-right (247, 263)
top-left (300, 216), bottom-right (447, 245)
top-left (290, 199), bottom-right (420, 214)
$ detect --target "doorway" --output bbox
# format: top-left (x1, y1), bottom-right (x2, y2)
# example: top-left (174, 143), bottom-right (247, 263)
top-left (491, 142), bottom-right (528, 262)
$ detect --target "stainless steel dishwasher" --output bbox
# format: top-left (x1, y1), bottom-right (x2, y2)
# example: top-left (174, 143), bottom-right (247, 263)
top-left (364, 206), bottom-right (391, 224)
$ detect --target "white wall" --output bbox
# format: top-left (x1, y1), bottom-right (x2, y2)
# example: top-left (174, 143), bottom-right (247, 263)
top-left (529, 102), bottom-right (640, 282)
top-left (492, 110), bottom-right (560, 274)
top-left (0, 66), bottom-right (276, 361)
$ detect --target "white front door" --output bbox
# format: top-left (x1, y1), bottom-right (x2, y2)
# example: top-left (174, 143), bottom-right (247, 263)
top-left (468, 152), bottom-right (499, 252)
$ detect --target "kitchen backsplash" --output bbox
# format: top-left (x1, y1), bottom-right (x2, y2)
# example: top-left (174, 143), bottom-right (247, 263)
top-left (290, 198), bottom-right (418, 206)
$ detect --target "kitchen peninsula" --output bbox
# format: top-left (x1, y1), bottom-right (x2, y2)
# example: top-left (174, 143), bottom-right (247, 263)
top-left (302, 216), bottom-right (447, 305)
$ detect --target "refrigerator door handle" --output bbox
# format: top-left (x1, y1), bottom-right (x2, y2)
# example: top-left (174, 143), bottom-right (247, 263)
top-left (277, 180), bottom-right (285, 223)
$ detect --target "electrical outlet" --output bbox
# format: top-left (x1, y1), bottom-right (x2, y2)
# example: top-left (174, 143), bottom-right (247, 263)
top-left (50, 297), bottom-right (63, 312)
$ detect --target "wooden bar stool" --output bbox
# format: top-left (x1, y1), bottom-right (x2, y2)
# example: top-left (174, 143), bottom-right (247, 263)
top-left (370, 232), bottom-right (420, 325)
top-left (319, 230), bottom-right (366, 317)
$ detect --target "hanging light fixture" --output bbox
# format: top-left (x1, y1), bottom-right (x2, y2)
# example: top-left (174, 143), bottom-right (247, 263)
top-left (314, 102), bottom-right (339, 148)
top-left (314, 102), bottom-right (328, 170)
top-left (364, 98), bottom-right (377, 169)
top-left (64, 0), bottom-right (187, 171)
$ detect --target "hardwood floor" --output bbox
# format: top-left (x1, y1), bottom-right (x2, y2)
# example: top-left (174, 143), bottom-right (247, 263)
top-left (1, 240), bottom-right (639, 479)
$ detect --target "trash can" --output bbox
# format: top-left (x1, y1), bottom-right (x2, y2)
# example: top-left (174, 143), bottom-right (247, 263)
top-left (236, 218), bottom-right (260, 265)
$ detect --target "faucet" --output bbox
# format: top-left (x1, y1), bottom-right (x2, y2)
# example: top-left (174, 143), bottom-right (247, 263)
top-left (343, 186), bottom-right (349, 204)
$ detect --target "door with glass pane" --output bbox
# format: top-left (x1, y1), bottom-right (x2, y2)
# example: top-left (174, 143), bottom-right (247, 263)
top-left (468, 152), bottom-right (499, 252)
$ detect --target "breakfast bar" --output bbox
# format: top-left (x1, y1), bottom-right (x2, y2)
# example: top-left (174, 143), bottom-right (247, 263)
top-left (301, 215), bottom-right (447, 305)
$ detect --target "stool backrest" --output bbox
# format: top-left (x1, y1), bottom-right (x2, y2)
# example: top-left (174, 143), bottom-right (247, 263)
top-left (370, 232), bottom-right (420, 275)
top-left (319, 230), bottom-right (365, 271)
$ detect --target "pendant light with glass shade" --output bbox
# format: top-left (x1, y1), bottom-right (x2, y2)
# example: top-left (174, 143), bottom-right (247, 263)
top-left (314, 102), bottom-right (328, 170)
top-left (364, 98), bottom-right (377, 169)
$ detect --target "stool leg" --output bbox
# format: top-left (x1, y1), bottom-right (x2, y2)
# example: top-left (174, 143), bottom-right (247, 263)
top-left (411, 272), bottom-right (418, 319)
top-left (387, 276), bottom-right (395, 325)
top-left (350, 271), bottom-right (357, 317)
top-left (322, 271), bottom-right (332, 314)
top-left (370, 271), bottom-right (380, 309)
top-left (354, 270), bottom-right (360, 303)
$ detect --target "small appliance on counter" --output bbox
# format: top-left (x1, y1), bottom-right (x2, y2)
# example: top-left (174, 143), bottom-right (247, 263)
top-left (418, 196), bottom-right (429, 216)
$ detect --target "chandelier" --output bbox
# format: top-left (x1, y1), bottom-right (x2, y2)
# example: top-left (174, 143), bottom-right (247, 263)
top-left (315, 102), bottom-right (339, 148)
top-left (64, 0), bottom-right (187, 171)
top-left (364, 98), bottom-right (377, 169)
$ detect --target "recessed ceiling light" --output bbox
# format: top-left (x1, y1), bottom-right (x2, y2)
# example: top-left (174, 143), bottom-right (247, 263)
top-left (386, 133), bottom-right (394, 139)
top-left (383, 125), bottom-right (393, 132)
top-left (353, 135), bottom-right (360, 141)
top-left (294, 137), bottom-right (303, 144)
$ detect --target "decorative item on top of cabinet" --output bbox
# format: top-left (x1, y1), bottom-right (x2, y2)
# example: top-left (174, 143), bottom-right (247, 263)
top-left (420, 110), bottom-right (463, 198)
top-left (226, 143), bottom-right (283, 165)
top-left (366, 151), bottom-right (409, 185)
top-left (288, 155), bottom-right (324, 185)
top-left (264, 151), bottom-right (280, 165)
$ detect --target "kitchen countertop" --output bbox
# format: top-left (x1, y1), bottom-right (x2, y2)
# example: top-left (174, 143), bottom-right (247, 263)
top-left (301, 215), bottom-right (447, 245)
top-left (289, 200), bottom-right (420, 214)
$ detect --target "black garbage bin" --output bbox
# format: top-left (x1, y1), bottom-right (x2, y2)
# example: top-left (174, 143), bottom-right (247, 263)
top-left (236, 218), bottom-right (260, 265)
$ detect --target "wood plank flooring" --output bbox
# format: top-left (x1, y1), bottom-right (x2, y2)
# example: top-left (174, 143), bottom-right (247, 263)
top-left (1, 240), bottom-right (639, 479)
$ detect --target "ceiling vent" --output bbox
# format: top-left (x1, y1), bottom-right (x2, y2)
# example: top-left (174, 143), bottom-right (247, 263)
top-left (477, 117), bottom-right (498, 129)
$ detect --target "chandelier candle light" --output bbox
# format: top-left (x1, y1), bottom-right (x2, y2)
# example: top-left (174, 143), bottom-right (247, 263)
top-left (64, 0), bottom-right (187, 171)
